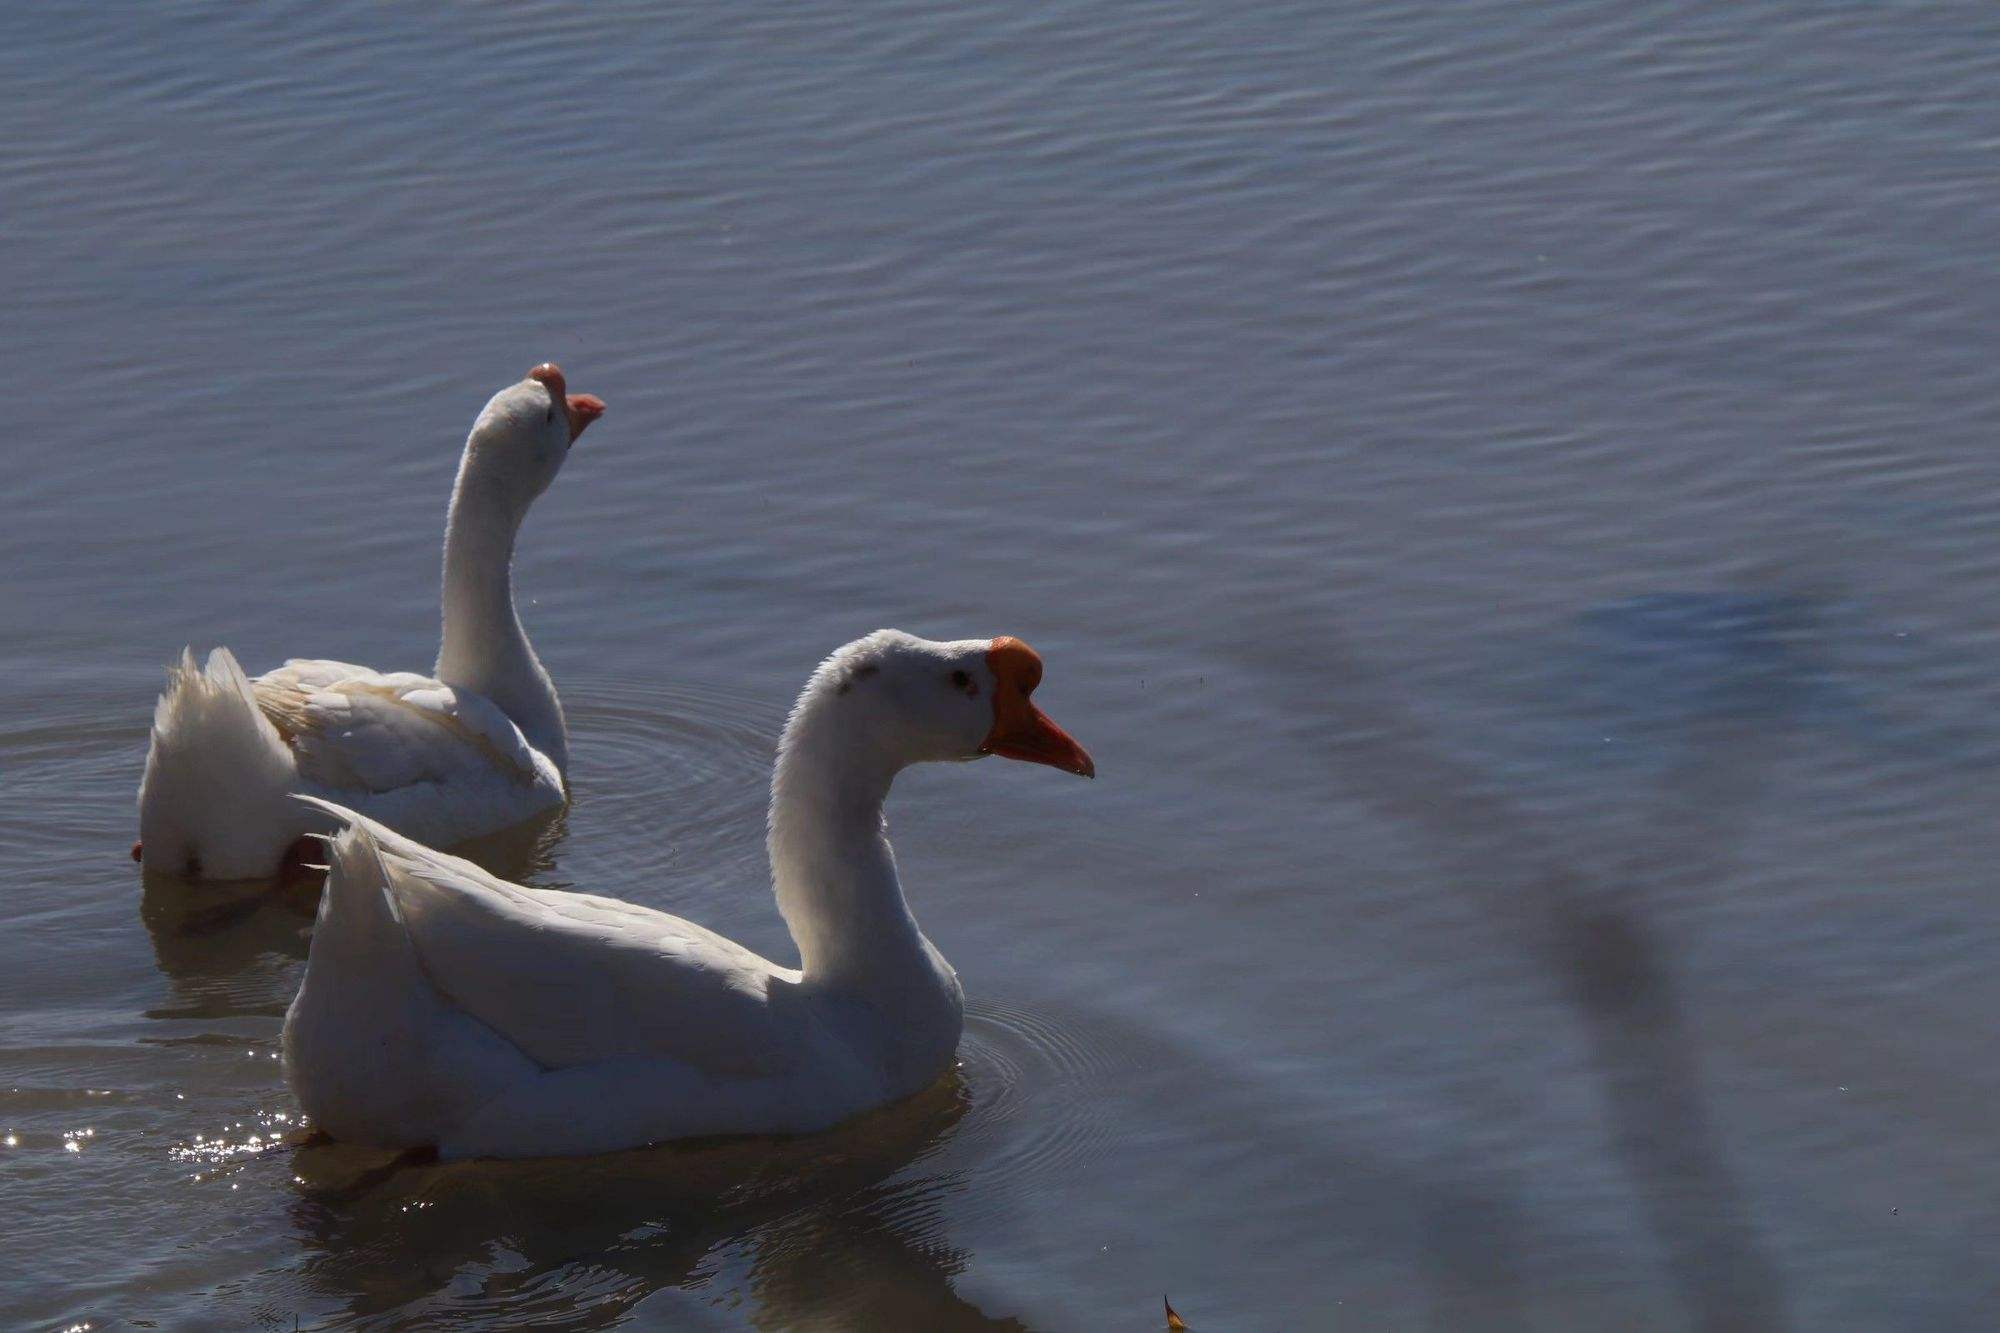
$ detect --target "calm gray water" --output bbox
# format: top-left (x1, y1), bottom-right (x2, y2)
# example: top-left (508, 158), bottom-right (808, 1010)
top-left (6, 2), bottom-right (2000, 1328)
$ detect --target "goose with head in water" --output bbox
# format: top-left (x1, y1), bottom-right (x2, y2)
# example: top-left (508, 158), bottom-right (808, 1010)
top-left (135, 364), bottom-right (605, 880)
top-left (283, 630), bottom-right (1094, 1159)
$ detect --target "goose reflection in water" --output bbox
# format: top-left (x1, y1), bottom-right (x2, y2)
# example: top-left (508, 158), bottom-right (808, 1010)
top-left (286, 1070), bottom-right (1025, 1331)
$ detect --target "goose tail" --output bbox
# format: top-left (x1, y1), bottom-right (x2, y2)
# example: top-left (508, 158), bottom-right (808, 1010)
top-left (136, 647), bottom-right (300, 879)
top-left (293, 797), bottom-right (409, 949)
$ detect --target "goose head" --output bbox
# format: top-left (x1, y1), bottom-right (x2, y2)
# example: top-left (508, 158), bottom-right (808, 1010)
top-left (810, 630), bottom-right (1094, 778)
top-left (459, 362), bottom-right (605, 508)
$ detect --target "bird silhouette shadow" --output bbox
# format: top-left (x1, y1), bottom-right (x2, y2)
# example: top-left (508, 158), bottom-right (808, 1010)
top-left (1234, 616), bottom-right (1789, 1333)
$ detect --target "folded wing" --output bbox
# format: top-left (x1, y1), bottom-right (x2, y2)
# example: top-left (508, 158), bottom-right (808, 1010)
top-left (256, 661), bottom-right (542, 794)
top-left (309, 801), bottom-right (797, 1080)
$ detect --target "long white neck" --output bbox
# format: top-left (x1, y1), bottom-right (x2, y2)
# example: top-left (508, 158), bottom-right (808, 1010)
top-left (767, 689), bottom-right (942, 993)
top-left (434, 461), bottom-right (567, 774)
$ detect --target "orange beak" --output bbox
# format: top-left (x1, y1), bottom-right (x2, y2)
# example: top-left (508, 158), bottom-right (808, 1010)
top-left (527, 362), bottom-right (605, 443)
top-left (979, 636), bottom-right (1095, 778)
top-left (566, 393), bottom-right (605, 442)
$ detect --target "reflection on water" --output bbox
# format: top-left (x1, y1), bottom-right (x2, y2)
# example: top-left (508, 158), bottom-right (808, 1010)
top-left (442, 807), bottom-right (573, 884)
top-left (288, 1073), bottom-right (1018, 1330)
top-left (261, 1001), bottom-right (1117, 1330)
top-left (139, 870), bottom-right (316, 1000)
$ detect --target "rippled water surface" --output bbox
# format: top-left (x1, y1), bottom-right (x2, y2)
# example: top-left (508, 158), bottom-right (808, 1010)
top-left (7, 2), bottom-right (2000, 1328)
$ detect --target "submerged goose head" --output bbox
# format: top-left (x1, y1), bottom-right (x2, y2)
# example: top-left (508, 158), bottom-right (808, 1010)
top-left (794, 630), bottom-right (1094, 779)
top-left (458, 362), bottom-right (606, 508)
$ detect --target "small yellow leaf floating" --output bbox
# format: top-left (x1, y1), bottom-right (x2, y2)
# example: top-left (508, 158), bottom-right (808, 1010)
top-left (1165, 1294), bottom-right (1189, 1330)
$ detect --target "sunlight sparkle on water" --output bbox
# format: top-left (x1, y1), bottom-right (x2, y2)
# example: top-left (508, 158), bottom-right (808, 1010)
top-left (172, 1109), bottom-right (291, 1165)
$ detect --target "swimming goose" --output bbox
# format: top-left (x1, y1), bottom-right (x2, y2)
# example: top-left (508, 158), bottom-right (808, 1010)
top-left (283, 630), bottom-right (1094, 1158)
top-left (135, 365), bottom-right (605, 880)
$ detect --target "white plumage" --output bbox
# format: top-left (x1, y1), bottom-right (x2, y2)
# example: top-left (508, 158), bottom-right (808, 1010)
top-left (284, 630), bottom-right (1095, 1159)
top-left (136, 365), bottom-right (603, 879)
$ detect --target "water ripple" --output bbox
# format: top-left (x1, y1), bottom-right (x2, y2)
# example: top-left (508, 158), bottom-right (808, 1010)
top-left (949, 998), bottom-right (1140, 1200)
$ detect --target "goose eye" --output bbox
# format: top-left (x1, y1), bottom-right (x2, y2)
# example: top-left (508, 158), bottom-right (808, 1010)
top-left (545, 405), bottom-right (555, 424)
top-left (949, 669), bottom-right (976, 695)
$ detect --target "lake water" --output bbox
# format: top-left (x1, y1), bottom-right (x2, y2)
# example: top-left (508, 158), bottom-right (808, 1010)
top-left (6, 2), bottom-right (2000, 1328)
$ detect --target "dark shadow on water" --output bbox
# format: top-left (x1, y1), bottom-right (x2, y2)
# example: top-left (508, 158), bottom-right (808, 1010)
top-left (286, 1072), bottom-right (1027, 1331)
top-left (1237, 620), bottom-right (1789, 1333)
top-left (1572, 590), bottom-right (1834, 726)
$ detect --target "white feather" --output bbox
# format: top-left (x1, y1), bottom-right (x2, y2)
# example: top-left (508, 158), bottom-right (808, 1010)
top-left (136, 647), bottom-right (302, 880)
top-left (277, 632), bottom-right (1095, 1160)
top-left (135, 370), bottom-right (587, 878)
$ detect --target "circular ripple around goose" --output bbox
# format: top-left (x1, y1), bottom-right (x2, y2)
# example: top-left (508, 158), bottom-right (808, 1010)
top-left (554, 672), bottom-right (781, 889)
top-left (944, 998), bottom-right (1138, 1195)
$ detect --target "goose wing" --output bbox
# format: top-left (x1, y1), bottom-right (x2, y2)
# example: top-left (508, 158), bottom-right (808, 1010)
top-left (256, 661), bottom-right (542, 793)
top-left (304, 800), bottom-right (796, 1079)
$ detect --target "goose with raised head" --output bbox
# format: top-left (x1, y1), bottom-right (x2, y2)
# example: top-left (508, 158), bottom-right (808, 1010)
top-left (135, 364), bottom-right (605, 881)
top-left (283, 630), bottom-right (1095, 1159)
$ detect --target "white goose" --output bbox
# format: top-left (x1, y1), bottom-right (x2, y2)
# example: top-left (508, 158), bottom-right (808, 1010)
top-left (136, 365), bottom-right (605, 880)
top-left (284, 630), bottom-right (1094, 1159)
